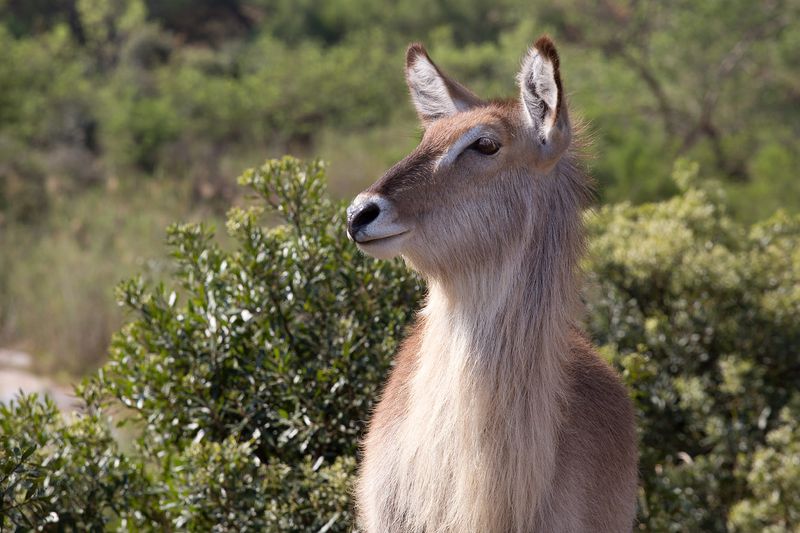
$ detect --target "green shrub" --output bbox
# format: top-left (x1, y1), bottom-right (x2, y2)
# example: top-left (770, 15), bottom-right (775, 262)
top-left (0, 394), bottom-right (153, 530)
top-left (2, 157), bottom-right (419, 531)
top-left (727, 397), bottom-right (800, 532)
top-left (88, 158), bottom-right (420, 464)
top-left (2, 157), bottom-right (799, 531)
top-left (586, 161), bottom-right (800, 530)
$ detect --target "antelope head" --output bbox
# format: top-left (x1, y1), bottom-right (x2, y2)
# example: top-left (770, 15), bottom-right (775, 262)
top-left (347, 37), bottom-right (577, 279)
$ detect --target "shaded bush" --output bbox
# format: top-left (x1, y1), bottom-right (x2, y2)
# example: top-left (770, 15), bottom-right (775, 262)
top-left (2, 157), bottom-right (799, 530)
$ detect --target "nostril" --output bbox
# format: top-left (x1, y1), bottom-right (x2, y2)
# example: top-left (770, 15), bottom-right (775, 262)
top-left (349, 202), bottom-right (381, 234)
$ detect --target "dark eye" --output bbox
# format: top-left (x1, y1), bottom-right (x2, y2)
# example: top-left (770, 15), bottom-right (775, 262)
top-left (470, 137), bottom-right (500, 155)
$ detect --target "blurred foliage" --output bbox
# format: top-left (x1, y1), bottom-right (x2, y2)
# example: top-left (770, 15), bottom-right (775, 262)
top-left (0, 180), bottom-right (215, 375)
top-left (1, 157), bottom-right (799, 530)
top-left (0, 0), bottom-right (797, 209)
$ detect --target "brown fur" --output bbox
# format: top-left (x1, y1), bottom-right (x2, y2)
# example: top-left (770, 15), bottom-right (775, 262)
top-left (368, 320), bottom-right (422, 433)
top-left (350, 37), bottom-right (638, 533)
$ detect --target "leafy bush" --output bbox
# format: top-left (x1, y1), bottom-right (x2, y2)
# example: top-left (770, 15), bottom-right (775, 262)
top-left (586, 160), bottom-right (800, 530)
top-left (0, 394), bottom-right (152, 530)
top-left (2, 157), bottom-right (419, 531)
top-left (2, 157), bottom-right (799, 531)
top-left (727, 397), bottom-right (800, 531)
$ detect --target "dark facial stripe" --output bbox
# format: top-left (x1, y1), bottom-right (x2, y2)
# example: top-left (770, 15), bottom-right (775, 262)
top-left (367, 146), bottom-right (438, 198)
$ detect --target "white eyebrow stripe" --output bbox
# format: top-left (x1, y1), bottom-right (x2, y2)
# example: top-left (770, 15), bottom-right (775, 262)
top-left (434, 126), bottom-right (487, 170)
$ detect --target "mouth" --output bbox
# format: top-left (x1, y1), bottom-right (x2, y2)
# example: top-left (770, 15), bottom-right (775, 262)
top-left (353, 230), bottom-right (411, 259)
top-left (353, 230), bottom-right (409, 245)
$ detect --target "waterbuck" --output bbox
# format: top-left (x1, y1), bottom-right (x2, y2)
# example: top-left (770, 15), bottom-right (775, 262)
top-left (346, 36), bottom-right (638, 533)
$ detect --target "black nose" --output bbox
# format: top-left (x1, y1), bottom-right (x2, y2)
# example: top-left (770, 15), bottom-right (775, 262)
top-left (347, 201), bottom-right (381, 237)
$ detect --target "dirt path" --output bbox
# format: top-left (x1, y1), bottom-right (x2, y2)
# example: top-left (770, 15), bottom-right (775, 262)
top-left (0, 349), bottom-right (79, 412)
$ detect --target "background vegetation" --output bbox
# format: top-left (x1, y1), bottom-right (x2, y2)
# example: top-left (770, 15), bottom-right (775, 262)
top-left (0, 0), bottom-right (798, 530)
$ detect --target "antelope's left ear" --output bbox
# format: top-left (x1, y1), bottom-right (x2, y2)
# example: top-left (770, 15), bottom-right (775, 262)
top-left (518, 36), bottom-right (570, 148)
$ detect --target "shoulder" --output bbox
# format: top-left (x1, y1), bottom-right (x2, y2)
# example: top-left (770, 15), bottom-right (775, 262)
top-left (366, 317), bottom-right (423, 431)
top-left (564, 331), bottom-right (637, 449)
top-left (568, 333), bottom-right (632, 406)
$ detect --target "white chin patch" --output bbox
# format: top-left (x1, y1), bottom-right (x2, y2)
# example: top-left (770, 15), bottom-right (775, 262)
top-left (357, 231), bottom-right (411, 260)
top-left (350, 194), bottom-right (412, 259)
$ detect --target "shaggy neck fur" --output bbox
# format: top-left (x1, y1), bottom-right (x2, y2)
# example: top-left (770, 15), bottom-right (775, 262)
top-left (390, 158), bottom-right (588, 533)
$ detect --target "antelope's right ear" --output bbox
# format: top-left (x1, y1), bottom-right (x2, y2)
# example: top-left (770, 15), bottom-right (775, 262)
top-left (517, 36), bottom-right (569, 148)
top-left (405, 43), bottom-right (482, 126)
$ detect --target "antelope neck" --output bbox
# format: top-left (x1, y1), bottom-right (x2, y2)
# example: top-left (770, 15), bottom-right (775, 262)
top-left (422, 211), bottom-right (583, 370)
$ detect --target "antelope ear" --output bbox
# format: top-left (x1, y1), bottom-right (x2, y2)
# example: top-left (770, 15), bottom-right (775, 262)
top-left (405, 43), bottom-right (482, 125)
top-left (518, 36), bottom-right (568, 145)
